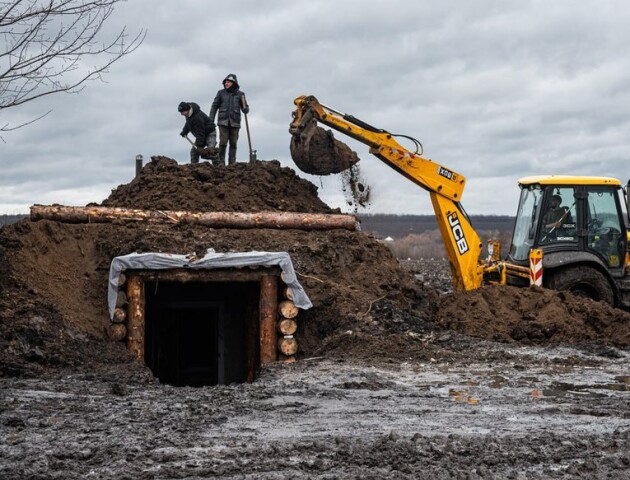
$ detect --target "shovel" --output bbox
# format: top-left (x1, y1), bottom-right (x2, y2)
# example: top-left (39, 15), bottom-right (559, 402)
top-left (242, 95), bottom-right (257, 163)
top-left (183, 135), bottom-right (217, 160)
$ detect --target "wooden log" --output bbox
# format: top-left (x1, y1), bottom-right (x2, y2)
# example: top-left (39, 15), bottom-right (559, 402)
top-left (112, 307), bottom-right (127, 323)
top-left (278, 300), bottom-right (298, 319)
top-left (277, 318), bottom-right (298, 336)
top-left (134, 268), bottom-right (280, 283)
top-left (259, 275), bottom-right (278, 364)
top-left (126, 275), bottom-right (145, 363)
top-left (107, 323), bottom-right (127, 341)
top-left (30, 205), bottom-right (359, 231)
top-left (283, 286), bottom-right (294, 301)
top-left (115, 290), bottom-right (128, 308)
top-left (279, 354), bottom-right (297, 364)
top-left (278, 336), bottom-right (298, 356)
top-left (246, 306), bottom-right (258, 383)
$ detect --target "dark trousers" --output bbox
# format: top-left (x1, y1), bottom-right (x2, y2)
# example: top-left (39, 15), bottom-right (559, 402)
top-left (218, 125), bottom-right (240, 165)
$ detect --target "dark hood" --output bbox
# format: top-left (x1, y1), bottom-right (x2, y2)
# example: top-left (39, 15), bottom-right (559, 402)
top-left (223, 73), bottom-right (239, 89)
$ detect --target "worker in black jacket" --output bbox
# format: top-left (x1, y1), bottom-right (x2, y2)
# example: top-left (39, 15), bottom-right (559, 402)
top-left (178, 101), bottom-right (217, 164)
top-left (208, 73), bottom-right (249, 165)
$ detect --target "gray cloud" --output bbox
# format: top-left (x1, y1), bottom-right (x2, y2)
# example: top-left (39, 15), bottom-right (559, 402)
top-left (2, 0), bottom-right (630, 215)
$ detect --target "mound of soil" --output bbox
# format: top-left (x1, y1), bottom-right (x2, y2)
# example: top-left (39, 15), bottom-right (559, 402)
top-left (0, 157), bottom-right (436, 376)
top-left (436, 284), bottom-right (630, 346)
top-left (0, 156), bottom-right (628, 378)
top-left (100, 157), bottom-right (336, 213)
top-left (403, 258), bottom-right (630, 347)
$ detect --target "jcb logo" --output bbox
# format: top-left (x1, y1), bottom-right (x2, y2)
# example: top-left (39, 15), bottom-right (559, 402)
top-left (438, 167), bottom-right (458, 183)
top-left (448, 212), bottom-right (469, 255)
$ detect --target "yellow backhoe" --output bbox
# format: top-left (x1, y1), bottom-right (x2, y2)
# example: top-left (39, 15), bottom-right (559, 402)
top-left (289, 95), bottom-right (630, 309)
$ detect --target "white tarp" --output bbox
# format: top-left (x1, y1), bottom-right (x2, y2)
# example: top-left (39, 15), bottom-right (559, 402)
top-left (108, 249), bottom-right (313, 320)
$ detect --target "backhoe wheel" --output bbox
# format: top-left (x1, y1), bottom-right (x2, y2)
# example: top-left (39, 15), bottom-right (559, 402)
top-left (546, 266), bottom-right (614, 306)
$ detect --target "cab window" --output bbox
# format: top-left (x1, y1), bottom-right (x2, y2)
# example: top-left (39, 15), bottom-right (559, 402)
top-left (539, 187), bottom-right (577, 245)
top-left (509, 186), bottom-right (543, 261)
top-left (586, 187), bottom-right (623, 267)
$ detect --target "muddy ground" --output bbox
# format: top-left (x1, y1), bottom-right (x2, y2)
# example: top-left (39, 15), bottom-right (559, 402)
top-left (2, 344), bottom-right (628, 479)
top-left (1, 158), bottom-right (629, 479)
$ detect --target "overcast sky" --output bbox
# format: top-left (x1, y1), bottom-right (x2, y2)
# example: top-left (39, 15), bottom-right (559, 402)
top-left (2, 0), bottom-right (630, 216)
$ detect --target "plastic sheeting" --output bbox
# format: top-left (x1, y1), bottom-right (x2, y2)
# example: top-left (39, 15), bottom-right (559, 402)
top-left (108, 249), bottom-right (313, 320)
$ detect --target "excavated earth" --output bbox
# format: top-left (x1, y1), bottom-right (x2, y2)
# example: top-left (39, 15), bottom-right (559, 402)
top-left (1, 157), bottom-right (629, 479)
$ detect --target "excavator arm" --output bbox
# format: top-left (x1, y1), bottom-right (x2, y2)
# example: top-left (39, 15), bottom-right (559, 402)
top-left (289, 95), bottom-right (486, 290)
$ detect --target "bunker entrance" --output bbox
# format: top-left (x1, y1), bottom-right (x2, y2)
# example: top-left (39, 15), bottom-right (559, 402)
top-left (144, 281), bottom-right (260, 387)
top-left (111, 259), bottom-right (303, 385)
top-left (116, 266), bottom-right (286, 387)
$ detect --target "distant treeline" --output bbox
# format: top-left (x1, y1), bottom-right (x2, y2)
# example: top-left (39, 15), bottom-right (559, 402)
top-left (0, 214), bottom-right (27, 226)
top-left (357, 213), bottom-right (515, 239)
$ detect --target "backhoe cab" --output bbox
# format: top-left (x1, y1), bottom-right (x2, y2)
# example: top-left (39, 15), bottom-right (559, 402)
top-left (289, 95), bottom-right (630, 309)
top-left (506, 177), bottom-right (630, 308)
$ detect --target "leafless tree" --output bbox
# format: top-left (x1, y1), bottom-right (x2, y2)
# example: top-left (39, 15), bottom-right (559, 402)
top-left (0, 0), bottom-right (145, 132)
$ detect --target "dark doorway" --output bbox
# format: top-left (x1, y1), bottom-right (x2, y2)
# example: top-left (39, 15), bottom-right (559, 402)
top-left (144, 280), bottom-right (260, 386)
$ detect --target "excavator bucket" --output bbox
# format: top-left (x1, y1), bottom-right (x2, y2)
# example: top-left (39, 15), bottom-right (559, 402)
top-left (290, 119), bottom-right (360, 175)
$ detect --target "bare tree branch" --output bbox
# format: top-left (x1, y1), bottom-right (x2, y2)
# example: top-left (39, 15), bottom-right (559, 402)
top-left (1, 109), bottom-right (51, 139)
top-left (0, 0), bottom-right (145, 132)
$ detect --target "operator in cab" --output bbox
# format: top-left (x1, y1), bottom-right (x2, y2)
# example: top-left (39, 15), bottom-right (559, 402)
top-left (543, 194), bottom-right (571, 230)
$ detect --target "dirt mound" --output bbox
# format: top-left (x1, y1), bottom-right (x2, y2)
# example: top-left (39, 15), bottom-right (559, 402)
top-left (100, 156), bottom-right (336, 213)
top-left (0, 158), bottom-right (436, 376)
top-left (436, 284), bottom-right (630, 347)
top-left (0, 157), bottom-right (628, 378)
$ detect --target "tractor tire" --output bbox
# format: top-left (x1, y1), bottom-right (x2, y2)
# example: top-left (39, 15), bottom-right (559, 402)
top-left (546, 266), bottom-right (614, 306)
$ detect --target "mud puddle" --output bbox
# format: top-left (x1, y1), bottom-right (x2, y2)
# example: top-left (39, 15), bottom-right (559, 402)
top-left (1, 341), bottom-right (628, 479)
